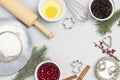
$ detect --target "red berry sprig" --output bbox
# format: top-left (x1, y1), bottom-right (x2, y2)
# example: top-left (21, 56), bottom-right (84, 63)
top-left (93, 41), bottom-right (119, 62)
top-left (94, 41), bottom-right (116, 55)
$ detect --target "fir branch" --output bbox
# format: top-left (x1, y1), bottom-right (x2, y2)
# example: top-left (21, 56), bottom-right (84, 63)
top-left (96, 9), bottom-right (120, 35)
top-left (14, 45), bottom-right (50, 80)
top-left (118, 20), bottom-right (120, 26)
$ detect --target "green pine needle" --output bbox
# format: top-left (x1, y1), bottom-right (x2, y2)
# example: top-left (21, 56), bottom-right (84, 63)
top-left (14, 45), bottom-right (50, 80)
top-left (118, 20), bottom-right (120, 26)
top-left (96, 9), bottom-right (120, 35)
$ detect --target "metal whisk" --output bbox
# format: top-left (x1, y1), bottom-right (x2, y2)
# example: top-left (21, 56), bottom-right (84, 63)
top-left (64, 0), bottom-right (89, 22)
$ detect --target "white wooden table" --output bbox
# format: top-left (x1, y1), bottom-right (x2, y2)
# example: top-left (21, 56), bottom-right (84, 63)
top-left (0, 0), bottom-right (120, 80)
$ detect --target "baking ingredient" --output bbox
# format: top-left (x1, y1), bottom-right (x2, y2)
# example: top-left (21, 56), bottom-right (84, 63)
top-left (42, 0), bottom-right (62, 19)
top-left (91, 0), bottom-right (112, 19)
top-left (14, 46), bottom-right (49, 80)
top-left (0, 22), bottom-right (29, 61)
top-left (95, 57), bottom-right (120, 80)
top-left (0, 18), bottom-right (32, 76)
top-left (0, 32), bottom-right (22, 61)
top-left (37, 62), bottom-right (60, 80)
top-left (45, 5), bottom-right (58, 18)
top-left (63, 74), bottom-right (77, 80)
top-left (77, 65), bottom-right (90, 80)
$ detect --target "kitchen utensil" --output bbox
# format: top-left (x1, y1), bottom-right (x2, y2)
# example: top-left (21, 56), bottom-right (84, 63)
top-left (71, 60), bottom-right (83, 73)
top-left (64, 0), bottom-right (88, 22)
top-left (62, 17), bottom-right (75, 29)
top-left (0, 0), bottom-right (53, 38)
top-left (102, 36), bottom-right (112, 48)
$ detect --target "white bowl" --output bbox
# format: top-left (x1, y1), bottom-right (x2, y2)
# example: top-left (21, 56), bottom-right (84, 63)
top-left (35, 61), bottom-right (61, 80)
top-left (89, 0), bottom-right (114, 21)
top-left (38, 0), bottom-right (66, 22)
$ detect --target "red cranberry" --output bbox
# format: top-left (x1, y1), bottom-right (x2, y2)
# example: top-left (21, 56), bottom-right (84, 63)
top-left (37, 62), bottom-right (60, 80)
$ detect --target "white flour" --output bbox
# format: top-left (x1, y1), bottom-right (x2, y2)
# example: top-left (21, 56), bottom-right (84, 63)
top-left (0, 22), bottom-right (28, 61)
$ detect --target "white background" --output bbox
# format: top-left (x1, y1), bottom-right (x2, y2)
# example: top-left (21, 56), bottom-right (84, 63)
top-left (0, 0), bottom-right (120, 80)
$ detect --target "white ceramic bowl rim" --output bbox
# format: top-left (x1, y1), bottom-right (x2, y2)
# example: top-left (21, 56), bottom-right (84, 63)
top-left (89, 0), bottom-right (114, 21)
top-left (38, 0), bottom-right (66, 22)
top-left (35, 61), bottom-right (61, 80)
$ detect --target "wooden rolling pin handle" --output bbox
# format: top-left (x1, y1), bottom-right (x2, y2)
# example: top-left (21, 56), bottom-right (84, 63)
top-left (33, 20), bottom-right (54, 38)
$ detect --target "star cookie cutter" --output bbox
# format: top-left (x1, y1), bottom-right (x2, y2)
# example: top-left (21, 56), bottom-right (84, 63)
top-left (62, 17), bottom-right (75, 29)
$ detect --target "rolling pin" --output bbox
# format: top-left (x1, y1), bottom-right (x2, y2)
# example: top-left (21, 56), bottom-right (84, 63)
top-left (0, 0), bottom-right (54, 38)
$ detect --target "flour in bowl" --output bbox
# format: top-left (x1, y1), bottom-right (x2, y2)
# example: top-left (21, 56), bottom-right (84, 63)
top-left (0, 32), bottom-right (22, 61)
top-left (0, 22), bottom-right (28, 61)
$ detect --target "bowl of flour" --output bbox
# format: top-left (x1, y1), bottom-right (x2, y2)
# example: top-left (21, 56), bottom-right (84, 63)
top-left (0, 18), bottom-right (32, 75)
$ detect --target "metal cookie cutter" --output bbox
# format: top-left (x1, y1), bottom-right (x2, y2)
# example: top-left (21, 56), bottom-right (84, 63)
top-left (71, 60), bottom-right (83, 73)
top-left (62, 17), bottom-right (75, 29)
top-left (102, 36), bottom-right (112, 48)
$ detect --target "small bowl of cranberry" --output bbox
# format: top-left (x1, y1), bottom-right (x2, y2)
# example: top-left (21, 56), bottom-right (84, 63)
top-left (89, 0), bottom-right (114, 21)
top-left (35, 61), bottom-right (61, 80)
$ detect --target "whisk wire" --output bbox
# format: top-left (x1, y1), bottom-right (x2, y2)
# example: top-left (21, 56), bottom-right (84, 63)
top-left (64, 0), bottom-right (88, 22)
top-left (65, 1), bottom-right (79, 21)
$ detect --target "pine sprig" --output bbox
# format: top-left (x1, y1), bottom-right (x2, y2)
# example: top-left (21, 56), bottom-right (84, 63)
top-left (96, 9), bottom-right (120, 35)
top-left (14, 45), bottom-right (50, 80)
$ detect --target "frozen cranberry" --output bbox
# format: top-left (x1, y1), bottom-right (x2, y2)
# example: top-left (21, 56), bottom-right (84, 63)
top-left (37, 62), bottom-right (60, 80)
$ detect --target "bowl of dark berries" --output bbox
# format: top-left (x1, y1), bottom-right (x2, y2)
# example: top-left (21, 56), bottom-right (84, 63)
top-left (89, 0), bottom-right (114, 21)
top-left (35, 61), bottom-right (60, 80)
